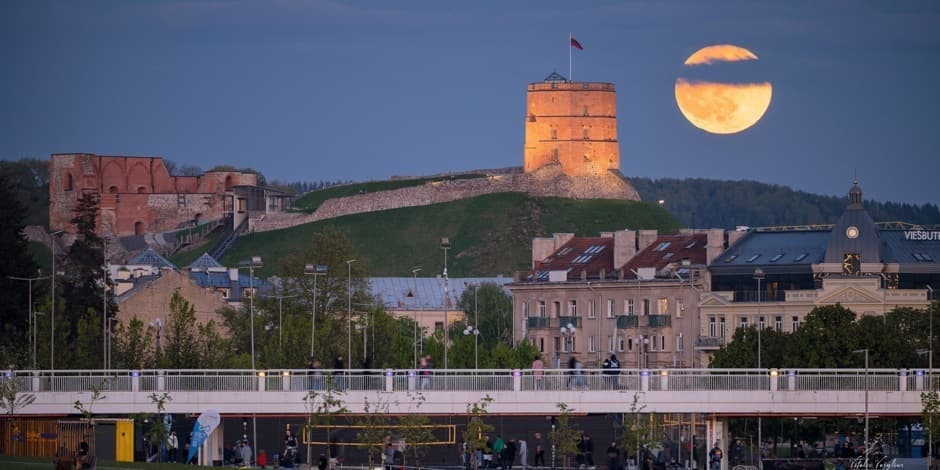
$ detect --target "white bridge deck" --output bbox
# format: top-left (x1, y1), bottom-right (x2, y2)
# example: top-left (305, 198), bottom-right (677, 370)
top-left (7, 368), bottom-right (932, 417)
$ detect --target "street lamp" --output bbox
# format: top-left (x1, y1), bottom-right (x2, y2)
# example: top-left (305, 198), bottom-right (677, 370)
top-left (49, 230), bottom-right (63, 371)
top-left (304, 264), bottom-right (328, 359)
top-left (441, 238), bottom-right (451, 369)
top-left (238, 256), bottom-right (263, 370)
top-left (9, 273), bottom-right (50, 369)
top-left (463, 324), bottom-right (480, 370)
top-left (754, 267), bottom-right (765, 469)
top-left (346, 259), bottom-right (356, 370)
top-left (853, 348), bottom-right (870, 461)
top-left (560, 323), bottom-right (577, 355)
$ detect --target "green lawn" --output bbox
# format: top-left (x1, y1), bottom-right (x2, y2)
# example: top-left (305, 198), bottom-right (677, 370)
top-left (168, 229), bottom-right (226, 268)
top-left (0, 455), bottom-right (195, 469)
top-left (291, 173), bottom-right (486, 213)
top-left (222, 192), bottom-right (681, 277)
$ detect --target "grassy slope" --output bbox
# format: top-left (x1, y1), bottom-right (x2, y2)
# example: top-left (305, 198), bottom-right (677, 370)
top-left (291, 173), bottom-right (485, 213)
top-left (167, 228), bottom-right (226, 268)
top-left (223, 192), bottom-right (681, 277)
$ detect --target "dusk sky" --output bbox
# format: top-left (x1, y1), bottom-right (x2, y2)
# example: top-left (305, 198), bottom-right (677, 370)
top-left (3, 1), bottom-right (938, 204)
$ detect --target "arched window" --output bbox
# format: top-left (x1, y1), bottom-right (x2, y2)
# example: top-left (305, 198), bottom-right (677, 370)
top-left (137, 186), bottom-right (147, 194)
top-left (65, 173), bottom-right (74, 191)
top-left (134, 221), bottom-right (145, 235)
top-left (225, 175), bottom-right (233, 191)
top-left (108, 186), bottom-right (119, 194)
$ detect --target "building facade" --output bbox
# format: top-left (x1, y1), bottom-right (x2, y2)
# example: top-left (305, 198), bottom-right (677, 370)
top-left (698, 182), bottom-right (940, 364)
top-left (523, 72), bottom-right (620, 177)
top-left (49, 153), bottom-right (259, 237)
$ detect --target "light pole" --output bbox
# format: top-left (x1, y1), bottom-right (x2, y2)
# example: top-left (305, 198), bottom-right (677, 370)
top-left (630, 269), bottom-right (643, 368)
top-left (441, 238), bottom-right (451, 369)
top-left (853, 348), bottom-right (869, 462)
top-left (261, 290), bottom-right (299, 353)
top-left (238, 256), bottom-right (263, 369)
top-left (346, 259), bottom-right (356, 370)
top-left (929, 285), bottom-right (935, 470)
top-left (411, 267), bottom-right (422, 369)
top-left (304, 264), bottom-right (328, 359)
top-left (560, 323), bottom-right (577, 356)
top-left (463, 324), bottom-right (480, 370)
top-left (10, 273), bottom-right (49, 369)
top-left (102, 237), bottom-right (110, 370)
top-left (49, 230), bottom-right (63, 371)
top-left (753, 267), bottom-right (764, 469)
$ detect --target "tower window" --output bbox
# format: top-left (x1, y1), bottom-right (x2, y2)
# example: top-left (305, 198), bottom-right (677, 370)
top-left (583, 129), bottom-right (589, 140)
top-left (552, 149), bottom-right (559, 162)
top-left (551, 129), bottom-right (557, 140)
top-left (583, 105), bottom-right (589, 116)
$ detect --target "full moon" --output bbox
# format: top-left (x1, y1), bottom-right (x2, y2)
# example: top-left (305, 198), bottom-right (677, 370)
top-left (675, 45), bottom-right (772, 134)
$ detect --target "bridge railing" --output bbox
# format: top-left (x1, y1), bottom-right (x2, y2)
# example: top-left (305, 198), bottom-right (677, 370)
top-left (3, 368), bottom-right (929, 394)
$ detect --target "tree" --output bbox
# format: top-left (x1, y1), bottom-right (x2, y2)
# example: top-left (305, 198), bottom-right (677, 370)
top-left (303, 376), bottom-right (348, 467)
top-left (356, 394), bottom-right (394, 468)
top-left (162, 290), bottom-right (201, 368)
top-left (136, 392), bottom-right (172, 462)
top-left (464, 395), bottom-right (495, 470)
top-left (618, 394), bottom-right (658, 467)
top-left (0, 171), bottom-right (39, 368)
top-left (398, 392), bottom-right (434, 468)
top-left (457, 282), bottom-right (514, 350)
top-left (551, 403), bottom-right (580, 469)
top-left (111, 317), bottom-right (154, 369)
top-left (73, 381), bottom-right (108, 458)
top-left (0, 374), bottom-right (36, 455)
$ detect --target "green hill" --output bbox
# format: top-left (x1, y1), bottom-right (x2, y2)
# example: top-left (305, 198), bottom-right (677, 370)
top-left (291, 173), bottom-right (486, 213)
top-left (221, 192), bottom-right (681, 277)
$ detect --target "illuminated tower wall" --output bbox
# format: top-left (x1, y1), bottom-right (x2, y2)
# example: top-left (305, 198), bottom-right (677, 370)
top-left (524, 74), bottom-right (620, 176)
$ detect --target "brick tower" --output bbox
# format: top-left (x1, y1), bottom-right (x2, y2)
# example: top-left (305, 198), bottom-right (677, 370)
top-left (523, 72), bottom-right (620, 176)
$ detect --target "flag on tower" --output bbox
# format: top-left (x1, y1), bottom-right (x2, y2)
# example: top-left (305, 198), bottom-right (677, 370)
top-left (570, 36), bottom-right (583, 50)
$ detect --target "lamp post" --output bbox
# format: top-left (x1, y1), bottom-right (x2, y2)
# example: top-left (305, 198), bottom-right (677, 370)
top-left (238, 256), bottom-right (263, 369)
top-left (346, 259), bottom-right (356, 370)
top-left (9, 273), bottom-right (50, 369)
top-left (441, 238), bottom-right (451, 369)
top-left (754, 268), bottom-right (765, 469)
top-left (304, 264), bottom-right (328, 359)
top-left (929, 285), bottom-right (935, 470)
top-left (102, 237), bottom-right (110, 370)
top-left (560, 323), bottom-right (576, 356)
top-left (49, 230), bottom-right (63, 371)
top-left (261, 290), bottom-right (299, 353)
top-left (853, 348), bottom-right (869, 463)
top-left (411, 267), bottom-right (422, 369)
top-left (630, 269), bottom-right (643, 368)
top-left (463, 325), bottom-right (480, 370)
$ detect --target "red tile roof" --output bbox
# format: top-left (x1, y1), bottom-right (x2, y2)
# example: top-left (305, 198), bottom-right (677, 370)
top-left (534, 237), bottom-right (614, 281)
top-left (620, 233), bottom-right (708, 278)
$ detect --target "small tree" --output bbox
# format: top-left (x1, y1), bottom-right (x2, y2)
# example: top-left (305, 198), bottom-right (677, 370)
top-left (304, 376), bottom-right (348, 467)
top-left (399, 391), bottom-right (435, 468)
top-left (618, 393), bottom-right (658, 467)
top-left (137, 392), bottom-right (172, 462)
top-left (356, 394), bottom-right (395, 468)
top-left (73, 381), bottom-right (108, 458)
top-left (551, 403), bottom-right (580, 469)
top-left (464, 395), bottom-right (495, 470)
top-left (0, 374), bottom-right (36, 455)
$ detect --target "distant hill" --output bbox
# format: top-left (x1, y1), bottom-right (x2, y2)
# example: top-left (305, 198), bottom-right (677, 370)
top-left (221, 192), bottom-right (681, 277)
top-left (632, 178), bottom-right (940, 229)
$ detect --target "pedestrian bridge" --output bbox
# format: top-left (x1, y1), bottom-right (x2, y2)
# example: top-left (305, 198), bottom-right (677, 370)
top-left (6, 368), bottom-right (932, 417)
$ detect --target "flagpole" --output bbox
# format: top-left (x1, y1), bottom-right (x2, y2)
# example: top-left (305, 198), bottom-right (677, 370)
top-left (569, 33), bottom-right (572, 81)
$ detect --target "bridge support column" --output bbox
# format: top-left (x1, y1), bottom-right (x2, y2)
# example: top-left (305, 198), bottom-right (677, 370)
top-left (706, 417), bottom-right (730, 470)
top-left (900, 369), bottom-right (907, 392)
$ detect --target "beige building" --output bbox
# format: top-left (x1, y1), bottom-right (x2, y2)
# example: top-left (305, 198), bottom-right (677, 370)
top-left (509, 229), bottom-right (734, 368)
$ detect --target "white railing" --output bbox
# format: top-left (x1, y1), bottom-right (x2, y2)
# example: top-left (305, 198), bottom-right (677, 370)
top-left (3, 367), bottom-right (930, 394)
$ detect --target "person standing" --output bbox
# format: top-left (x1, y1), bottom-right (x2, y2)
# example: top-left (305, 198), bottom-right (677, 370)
top-left (606, 440), bottom-right (620, 470)
top-left (534, 433), bottom-right (545, 468)
top-left (241, 440), bottom-right (254, 468)
top-left (333, 355), bottom-right (345, 389)
top-left (167, 431), bottom-right (179, 463)
top-left (532, 355), bottom-right (544, 390)
top-left (708, 444), bottom-right (722, 470)
top-left (518, 437), bottom-right (528, 470)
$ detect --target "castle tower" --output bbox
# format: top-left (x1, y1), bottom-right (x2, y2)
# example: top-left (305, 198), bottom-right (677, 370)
top-left (523, 72), bottom-right (620, 176)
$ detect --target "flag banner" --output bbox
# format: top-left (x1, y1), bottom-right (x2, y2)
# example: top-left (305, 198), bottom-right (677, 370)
top-left (570, 37), bottom-right (583, 50)
top-left (187, 409), bottom-right (221, 463)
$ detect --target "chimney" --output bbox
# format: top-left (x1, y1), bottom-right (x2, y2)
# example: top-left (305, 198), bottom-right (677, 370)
top-left (613, 230), bottom-right (637, 269)
top-left (553, 233), bottom-right (575, 248)
top-left (638, 230), bottom-right (659, 252)
top-left (229, 268), bottom-right (239, 282)
top-left (706, 229), bottom-right (727, 265)
top-left (531, 237), bottom-right (555, 269)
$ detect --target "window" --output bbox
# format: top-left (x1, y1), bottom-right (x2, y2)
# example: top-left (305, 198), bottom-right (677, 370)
top-left (588, 300), bottom-right (596, 318)
top-left (618, 337), bottom-right (625, 352)
top-left (770, 253), bottom-right (785, 262)
top-left (177, 194), bottom-right (186, 206)
top-left (642, 299), bottom-right (650, 315)
top-left (583, 128), bottom-right (589, 140)
top-left (589, 335), bottom-right (596, 352)
top-left (557, 247), bottom-right (572, 256)
top-left (677, 333), bottom-right (684, 352)
top-left (775, 316), bottom-right (783, 332)
top-left (792, 316), bottom-right (801, 332)
top-left (552, 148), bottom-right (559, 162)
top-left (709, 317), bottom-right (717, 337)
top-left (719, 317), bottom-right (726, 337)
top-left (538, 301), bottom-right (546, 317)
top-left (435, 322), bottom-right (444, 332)
top-left (539, 337), bottom-right (545, 353)
top-left (625, 299), bottom-right (634, 316)
top-left (608, 299), bottom-right (615, 317)
top-left (650, 336), bottom-right (657, 352)
top-left (551, 129), bottom-right (557, 140)
top-left (568, 300), bottom-right (577, 316)
top-left (675, 298), bottom-right (684, 317)
top-left (523, 302), bottom-right (529, 318)
top-left (584, 245), bottom-right (604, 254)
top-left (724, 254), bottom-right (738, 263)
top-left (685, 241), bottom-right (697, 249)
top-left (759, 316), bottom-right (765, 330)
top-left (794, 253), bottom-right (809, 262)
top-left (583, 105), bottom-right (589, 116)
top-left (627, 338), bottom-right (634, 352)
top-left (65, 173), bottom-right (74, 191)
top-left (554, 337), bottom-right (561, 352)
top-left (661, 335), bottom-right (667, 352)
top-left (740, 316), bottom-right (749, 329)
top-left (552, 301), bottom-right (561, 318)
top-left (746, 254), bottom-right (761, 263)
top-left (608, 335), bottom-right (614, 352)
top-left (654, 242), bottom-right (672, 252)
top-left (657, 298), bottom-right (668, 315)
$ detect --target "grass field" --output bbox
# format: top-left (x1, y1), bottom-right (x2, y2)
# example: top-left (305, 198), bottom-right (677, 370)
top-left (168, 228), bottom-right (226, 268)
top-left (0, 455), bottom-right (195, 469)
top-left (290, 173), bottom-right (486, 213)
top-left (222, 192), bottom-right (681, 277)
